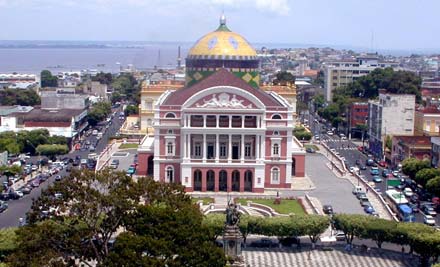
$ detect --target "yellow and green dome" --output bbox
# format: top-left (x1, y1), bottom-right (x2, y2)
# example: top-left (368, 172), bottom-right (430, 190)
top-left (188, 16), bottom-right (257, 60)
top-left (185, 15), bottom-right (260, 88)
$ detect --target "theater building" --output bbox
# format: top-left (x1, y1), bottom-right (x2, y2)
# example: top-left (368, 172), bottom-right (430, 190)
top-left (137, 16), bottom-right (305, 192)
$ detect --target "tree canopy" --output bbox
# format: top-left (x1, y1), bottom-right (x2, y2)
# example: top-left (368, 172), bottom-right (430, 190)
top-left (0, 130), bottom-right (67, 155)
top-left (87, 101), bottom-right (112, 126)
top-left (0, 89), bottom-right (41, 106)
top-left (7, 170), bottom-right (225, 267)
top-left (402, 158), bottom-right (431, 179)
top-left (40, 70), bottom-right (58, 88)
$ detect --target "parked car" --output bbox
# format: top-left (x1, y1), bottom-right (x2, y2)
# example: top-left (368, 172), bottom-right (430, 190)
top-left (370, 167), bottom-right (379, 176)
top-left (322, 204), bottom-right (334, 214)
top-left (424, 214), bottom-right (436, 226)
top-left (327, 131), bottom-right (334, 136)
top-left (55, 175), bottom-right (62, 182)
top-left (31, 179), bottom-right (41, 187)
top-left (20, 186), bottom-right (32, 195)
top-left (378, 161), bottom-right (387, 168)
top-left (359, 164), bottom-right (367, 170)
top-left (306, 147), bottom-right (316, 153)
top-left (421, 204), bottom-right (437, 216)
top-left (366, 159), bottom-right (374, 166)
top-left (127, 166), bottom-right (136, 175)
top-left (364, 205), bottom-right (375, 214)
top-left (360, 200), bottom-right (371, 207)
top-left (372, 176), bottom-right (383, 183)
top-left (0, 201), bottom-right (8, 213)
top-left (403, 188), bottom-right (414, 197)
top-left (335, 232), bottom-right (346, 241)
top-left (0, 193), bottom-right (9, 201)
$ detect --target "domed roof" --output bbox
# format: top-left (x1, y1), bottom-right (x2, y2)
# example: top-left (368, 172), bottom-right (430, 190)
top-left (187, 15), bottom-right (257, 60)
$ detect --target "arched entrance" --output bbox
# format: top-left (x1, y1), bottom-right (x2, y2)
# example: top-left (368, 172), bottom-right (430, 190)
top-left (207, 170), bottom-right (215, 191)
top-left (244, 170), bottom-right (253, 192)
top-left (147, 156), bottom-right (154, 176)
top-left (193, 169), bottom-right (202, 191)
top-left (219, 170), bottom-right (227, 192)
top-left (292, 158), bottom-right (296, 177)
top-left (232, 170), bottom-right (240, 191)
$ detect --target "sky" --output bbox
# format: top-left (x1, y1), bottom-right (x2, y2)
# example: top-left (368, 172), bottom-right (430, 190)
top-left (0, 0), bottom-right (439, 51)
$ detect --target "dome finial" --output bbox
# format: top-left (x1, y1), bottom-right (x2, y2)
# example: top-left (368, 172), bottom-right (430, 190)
top-left (220, 12), bottom-right (226, 26)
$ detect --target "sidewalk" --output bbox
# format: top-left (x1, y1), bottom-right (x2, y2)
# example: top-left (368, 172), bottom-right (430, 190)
top-left (291, 175), bottom-right (316, 190)
top-left (11, 166), bottom-right (49, 191)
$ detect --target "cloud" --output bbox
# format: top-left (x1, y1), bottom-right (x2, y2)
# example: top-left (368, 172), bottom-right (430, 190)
top-left (0, 0), bottom-right (291, 15)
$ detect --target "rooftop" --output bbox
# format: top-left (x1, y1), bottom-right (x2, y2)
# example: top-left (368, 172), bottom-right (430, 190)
top-left (394, 135), bottom-right (431, 147)
top-left (11, 108), bottom-right (85, 122)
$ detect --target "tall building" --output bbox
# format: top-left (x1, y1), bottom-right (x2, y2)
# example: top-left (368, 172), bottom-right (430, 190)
top-left (137, 16), bottom-right (306, 193)
top-left (368, 93), bottom-right (415, 160)
top-left (414, 106), bottom-right (440, 136)
top-left (323, 56), bottom-right (398, 101)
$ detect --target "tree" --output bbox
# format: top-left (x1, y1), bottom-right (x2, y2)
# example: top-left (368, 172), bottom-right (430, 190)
top-left (8, 170), bottom-right (225, 267)
top-left (312, 94), bottom-right (325, 111)
top-left (0, 228), bottom-right (17, 261)
top-left (402, 158), bottom-right (431, 179)
top-left (40, 70), bottom-right (58, 87)
top-left (87, 102), bottom-right (112, 126)
top-left (273, 71), bottom-right (295, 85)
top-left (415, 168), bottom-right (440, 187)
top-left (426, 176), bottom-right (440, 196)
top-left (124, 105), bottom-right (139, 116)
top-left (298, 215), bottom-right (329, 249)
top-left (202, 214), bottom-right (224, 240)
top-left (385, 135), bottom-right (392, 151)
top-left (333, 214), bottom-right (368, 246)
top-left (411, 232), bottom-right (440, 267)
top-left (0, 89), bottom-right (41, 106)
top-left (0, 165), bottom-right (22, 180)
top-left (92, 72), bottom-right (113, 85)
top-left (362, 217), bottom-right (396, 249)
top-left (35, 144), bottom-right (69, 159)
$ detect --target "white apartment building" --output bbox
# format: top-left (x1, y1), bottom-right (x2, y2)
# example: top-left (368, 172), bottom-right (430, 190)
top-left (367, 93), bottom-right (415, 160)
top-left (323, 56), bottom-right (398, 101)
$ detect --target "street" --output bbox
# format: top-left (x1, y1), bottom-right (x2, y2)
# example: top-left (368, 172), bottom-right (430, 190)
top-left (0, 109), bottom-right (123, 228)
top-left (306, 111), bottom-right (438, 226)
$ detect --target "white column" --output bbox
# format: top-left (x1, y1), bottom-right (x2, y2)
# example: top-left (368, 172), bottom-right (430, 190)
top-left (203, 115), bottom-right (206, 127)
top-left (242, 115), bottom-right (245, 128)
top-left (241, 134), bottom-right (245, 161)
top-left (187, 134), bottom-right (190, 158)
top-left (256, 135), bottom-right (260, 160)
top-left (203, 134), bottom-right (206, 162)
top-left (183, 134), bottom-right (187, 159)
top-left (229, 116), bottom-right (232, 128)
top-left (216, 115), bottom-right (219, 128)
top-left (228, 134), bottom-right (232, 161)
top-left (216, 134), bottom-right (219, 162)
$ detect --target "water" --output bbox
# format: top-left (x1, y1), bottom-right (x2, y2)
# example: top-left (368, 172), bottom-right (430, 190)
top-left (0, 45), bottom-right (189, 74)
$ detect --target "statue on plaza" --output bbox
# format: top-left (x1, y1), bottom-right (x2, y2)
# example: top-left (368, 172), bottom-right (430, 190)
top-left (226, 200), bottom-right (240, 227)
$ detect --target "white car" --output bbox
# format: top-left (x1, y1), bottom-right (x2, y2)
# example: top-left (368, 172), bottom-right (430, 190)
top-left (341, 136), bottom-right (347, 140)
top-left (424, 215), bottom-right (436, 226)
top-left (403, 188), bottom-right (414, 197)
top-left (327, 131), bottom-right (334, 136)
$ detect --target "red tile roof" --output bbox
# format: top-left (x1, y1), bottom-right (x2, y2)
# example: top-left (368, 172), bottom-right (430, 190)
top-left (393, 135), bottom-right (431, 146)
top-left (162, 69), bottom-right (282, 107)
top-left (24, 121), bottom-right (71, 127)
top-left (420, 106), bottom-right (440, 114)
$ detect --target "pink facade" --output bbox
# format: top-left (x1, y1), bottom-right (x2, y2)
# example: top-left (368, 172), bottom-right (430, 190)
top-left (138, 69), bottom-right (306, 193)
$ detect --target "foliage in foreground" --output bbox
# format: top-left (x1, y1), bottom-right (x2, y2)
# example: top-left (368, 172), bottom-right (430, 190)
top-left (7, 170), bottom-right (225, 267)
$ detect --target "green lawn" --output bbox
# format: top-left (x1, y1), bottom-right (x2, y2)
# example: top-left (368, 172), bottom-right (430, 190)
top-left (236, 198), bottom-right (305, 215)
top-left (191, 197), bottom-right (214, 205)
top-left (304, 144), bottom-right (319, 151)
top-left (119, 143), bottom-right (139, 149)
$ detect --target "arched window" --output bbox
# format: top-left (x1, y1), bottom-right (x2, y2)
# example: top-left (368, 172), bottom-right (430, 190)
top-left (273, 131), bottom-right (280, 136)
top-left (167, 142), bottom-right (174, 155)
top-left (271, 167), bottom-right (280, 184)
top-left (271, 114), bottom-right (282, 120)
top-left (166, 166), bottom-right (174, 182)
top-left (273, 143), bottom-right (279, 156)
top-left (165, 112), bottom-right (176, 118)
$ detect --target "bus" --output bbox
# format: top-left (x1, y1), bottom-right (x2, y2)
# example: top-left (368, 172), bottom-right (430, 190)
top-left (385, 190), bottom-right (415, 222)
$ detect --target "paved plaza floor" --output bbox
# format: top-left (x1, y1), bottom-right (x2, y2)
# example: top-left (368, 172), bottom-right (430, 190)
top-left (243, 246), bottom-right (415, 267)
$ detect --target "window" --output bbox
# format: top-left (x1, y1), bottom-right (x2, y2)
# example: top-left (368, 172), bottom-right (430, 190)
top-left (167, 142), bottom-right (174, 155)
top-left (166, 166), bottom-right (174, 183)
top-left (271, 114), bottom-right (282, 120)
top-left (167, 129), bottom-right (173, 134)
top-left (271, 167), bottom-right (280, 184)
top-left (245, 143), bottom-right (252, 157)
top-left (273, 131), bottom-right (280, 136)
top-left (194, 142), bottom-right (202, 157)
top-left (165, 112), bottom-right (176, 118)
top-left (273, 143), bottom-right (280, 156)
top-left (220, 143), bottom-right (227, 157)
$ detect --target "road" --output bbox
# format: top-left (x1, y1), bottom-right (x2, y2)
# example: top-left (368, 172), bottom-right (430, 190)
top-left (306, 111), bottom-right (437, 226)
top-left (0, 109), bottom-right (123, 228)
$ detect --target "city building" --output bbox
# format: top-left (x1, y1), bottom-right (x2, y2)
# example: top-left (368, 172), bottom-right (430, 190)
top-left (41, 89), bottom-right (90, 110)
top-left (421, 78), bottom-right (440, 99)
top-left (391, 136), bottom-right (431, 167)
top-left (347, 102), bottom-right (369, 139)
top-left (0, 73), bottom-right (39, 89)
top-left (431, 137), bottom-right (440, 168)
top-left (368, 93), bottom-right (415, 160)
top-left (0, 108), bottom-right (88, 140)
top-left (414, 106), bottom-right (440, 136)
top-left (323, 56), bottom-right (398, 101)
top-left (137, 16), bottom-right (306, 193)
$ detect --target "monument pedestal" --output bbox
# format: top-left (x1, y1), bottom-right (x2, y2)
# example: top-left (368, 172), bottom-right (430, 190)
top-left (223, 225), bottom-right (246, 267)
